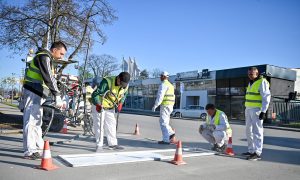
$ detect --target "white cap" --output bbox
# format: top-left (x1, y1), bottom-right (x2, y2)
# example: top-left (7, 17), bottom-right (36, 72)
top-left (161, 71), bottom-right (169, 77)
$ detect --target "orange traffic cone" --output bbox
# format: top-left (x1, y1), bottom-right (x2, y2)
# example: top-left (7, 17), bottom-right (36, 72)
top-left (37, 140), bottom-right (58, 171)
top-left (225, 136), bottom-right (235, 156)
top-left (61, 119), bottom-right (68, 134)
top-left (171, 141), bottom-right (186, 165)
top-left (133, 123), bottom-right (140, 135)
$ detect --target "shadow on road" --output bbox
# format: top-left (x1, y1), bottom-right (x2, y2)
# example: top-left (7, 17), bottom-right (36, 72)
top-left (240, 136), bottom-right (300, 150)
top-left (0, 160), bottom-right (36, 168)
top-left (182, 141), bottom-right (300, 166)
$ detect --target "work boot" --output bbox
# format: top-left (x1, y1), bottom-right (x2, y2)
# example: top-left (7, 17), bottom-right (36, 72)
top-left (242, 152), bottom-right (254, 156)
top-left (24, 152), bottom-right (41, 160)
top-left (108, 145), bottom-right (125, 150)
top-left (211, 144), bottom-right (218, 151)
top-left (216, 144), bottom-right (226, 153)
top-left (169, 134), bottom-right (178, 144)
top-left (247, 153), bottom-right (261, 161)
top-left (158, 141), bottom-right (170, 145)
top-left (95, 145), bottom-right (103, 153)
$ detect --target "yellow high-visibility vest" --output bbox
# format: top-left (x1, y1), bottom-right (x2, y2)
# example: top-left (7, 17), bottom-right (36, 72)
top-left (206, 109), bottom-right (232, 136)
top-left (245, 78), bottom-right (268, 108)
top-left (101, 76), bottom-right (128, 109)
top-left (24, 52), bottom-right (54, 90)
top-left (161, 80), bottom-right (175, 106)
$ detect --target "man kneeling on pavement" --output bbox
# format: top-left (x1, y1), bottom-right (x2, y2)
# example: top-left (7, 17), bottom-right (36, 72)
top-left (199, 104), bottom-right (232, 152)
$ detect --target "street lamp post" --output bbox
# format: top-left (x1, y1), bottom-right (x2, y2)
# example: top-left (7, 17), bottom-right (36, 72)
top-left (11, 73), bottom-right (16, 103)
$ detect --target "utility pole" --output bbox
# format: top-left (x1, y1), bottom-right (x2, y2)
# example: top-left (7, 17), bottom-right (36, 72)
top-left (46, 0), bottom-right (53, 49)
top-left (11, 73), bottom-right (16, 103)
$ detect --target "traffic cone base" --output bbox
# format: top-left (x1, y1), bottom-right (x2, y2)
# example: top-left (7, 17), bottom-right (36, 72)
top-left (171, 159), bottom-right (187, 165)
top-left (38, 159), bottom-right (59, 171)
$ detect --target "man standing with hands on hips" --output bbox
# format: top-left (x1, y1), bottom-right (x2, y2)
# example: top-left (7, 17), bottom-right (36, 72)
top-left (243, 67), bottom-right (271, 161)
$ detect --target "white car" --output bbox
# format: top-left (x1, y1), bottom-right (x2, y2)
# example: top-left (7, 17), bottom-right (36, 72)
top-left (171, 105), bottom-right (207, 120)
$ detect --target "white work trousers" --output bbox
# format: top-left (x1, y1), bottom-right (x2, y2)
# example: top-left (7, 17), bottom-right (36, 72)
top-left (159, 105), bottom-right (175, 142)
top-left (201, 128), bottom-right (227, 147)
top-left (245, 107), bottom-right (264, 156)
top-left (22, 89), bottom-right (45, 156)
top-left (92, 105), bottom-right (117, 147)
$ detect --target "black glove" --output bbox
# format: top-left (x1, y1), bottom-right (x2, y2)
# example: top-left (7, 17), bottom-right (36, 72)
top-left (259, 112), bottom-right (265, 120)
top-left (199, 125), bottom-right (204, 134)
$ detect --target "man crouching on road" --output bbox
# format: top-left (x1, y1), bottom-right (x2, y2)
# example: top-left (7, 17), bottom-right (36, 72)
top-left (199, 104), bottom-right (232, 152)
top-left (91, 72), bottom-right (130, 152)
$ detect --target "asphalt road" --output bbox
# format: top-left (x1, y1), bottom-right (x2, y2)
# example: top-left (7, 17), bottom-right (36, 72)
top-left (0, 112), bottom-right (300, 180)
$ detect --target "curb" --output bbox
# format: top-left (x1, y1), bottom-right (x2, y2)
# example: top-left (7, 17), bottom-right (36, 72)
top-left (0, 128), bottom-right (22, 134)
top-left (263, 126), bottom-right (300, 132)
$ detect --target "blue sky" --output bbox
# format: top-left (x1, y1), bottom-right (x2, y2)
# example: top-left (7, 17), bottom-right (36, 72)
top-left (0, 0), bottom-right (300, 79)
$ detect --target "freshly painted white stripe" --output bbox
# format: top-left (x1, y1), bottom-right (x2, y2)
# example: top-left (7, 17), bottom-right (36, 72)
top-left (59, 149), bottom-right (176, 159)
top-left (58, 148), bottom-right (215, 167)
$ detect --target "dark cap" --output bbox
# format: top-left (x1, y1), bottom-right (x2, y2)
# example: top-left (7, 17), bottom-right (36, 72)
top-left (118, 72), bottom-right (131, 88)
top-left (205, 104), bottom-right (216, 110)
top-left (248, 66), bottom-right (258, 71)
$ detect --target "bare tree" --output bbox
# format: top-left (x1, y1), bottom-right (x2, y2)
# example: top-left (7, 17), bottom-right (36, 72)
top-left (0, 78), bottom-right (8, 97)
top-left (0, 0), bottom-right (117, 61)
top-left (82, 54), bottom-right (119, 79)
top-left (139, 69), bottom-right (149, 80)
top-left (151, 68), bottom-right (163, 78)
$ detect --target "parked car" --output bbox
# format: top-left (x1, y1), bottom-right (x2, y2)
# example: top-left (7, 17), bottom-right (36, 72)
top-left (171, 105), bottom-right (207, 120)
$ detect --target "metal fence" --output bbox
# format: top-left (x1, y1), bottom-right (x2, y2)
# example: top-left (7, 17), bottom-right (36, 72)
top-left (272, 101), bottom-right (300, 124)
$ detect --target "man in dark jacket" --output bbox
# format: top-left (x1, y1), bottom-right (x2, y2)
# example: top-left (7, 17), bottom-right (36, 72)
top-left (22, 41), bottom-right (67, 159)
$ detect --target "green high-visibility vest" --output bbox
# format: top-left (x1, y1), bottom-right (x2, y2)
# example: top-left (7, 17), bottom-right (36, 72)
top-left (24, 52), bottom-right (54, 90)
top-left (245, 78), bottom-right (268, 108)
top-left (206, 109), bottom-right (232, 136)
top-left (101, 76), bottom-right (128, 109)
top-left (161, 80), bottom-right (175, 106)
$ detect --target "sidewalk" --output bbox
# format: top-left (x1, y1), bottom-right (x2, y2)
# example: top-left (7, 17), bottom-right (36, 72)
top-left (0, 103), bottom-right (23, 134)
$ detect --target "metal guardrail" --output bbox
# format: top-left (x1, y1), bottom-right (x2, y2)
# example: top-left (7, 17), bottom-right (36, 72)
top-left (272, 101), bottom-right (300, 124)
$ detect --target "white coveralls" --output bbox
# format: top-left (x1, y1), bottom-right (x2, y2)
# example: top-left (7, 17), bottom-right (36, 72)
top-left (153, 83), bottom-right (175, 142)
top-left (22, 88), bottom-right (46, 156)
top-left (245, 79), bottom-right (271, 156)
top-left (91, 105), bottom-right (117, 147)
top-left (200, 112), bottom-right (229, 147)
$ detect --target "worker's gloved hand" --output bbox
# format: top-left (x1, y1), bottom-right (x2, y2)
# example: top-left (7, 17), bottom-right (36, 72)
top-left (259, 112), bottom-right (265, 120)
top-left (117, 103), bottom-right (123, 112)
top-left (207, 124), bottom-right (216, 131)
top-left (199, 125), bottom-right (204, 134)
top-left (96, 104), bottom-right (102, 113)
top-left (152, 106), bottom-right (157, 112)
top-left (55, 96), bottom-right (63, 109)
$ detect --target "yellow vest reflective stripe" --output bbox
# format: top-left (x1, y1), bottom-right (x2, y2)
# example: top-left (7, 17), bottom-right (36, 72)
top-left (101, 76), bottom-right (128, 108)
top-left (24, 52), bottom-right (53, 89)
top-left (161, 80), bottom-right (175, 106)
top-left (206, 109), bottom-right (232, 136)
top-left (245, 78), bottom-right (268, 108)
top-left (85, 85), bottom-right (94, 103)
